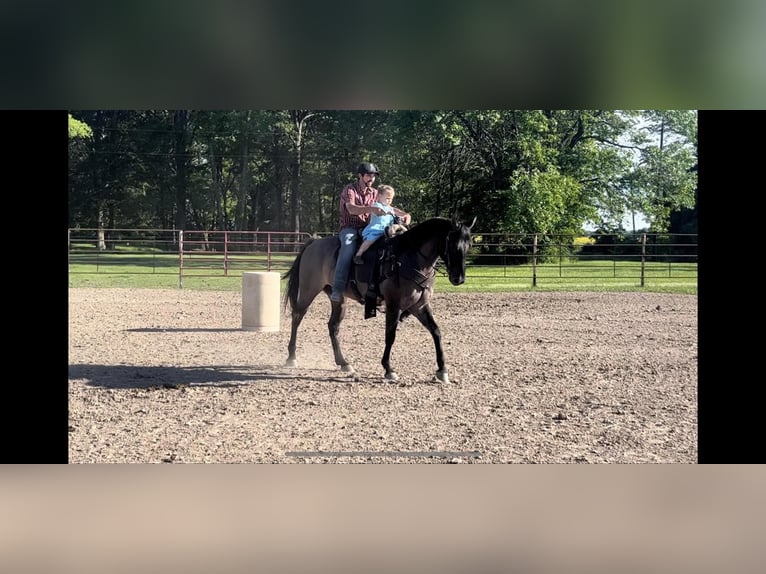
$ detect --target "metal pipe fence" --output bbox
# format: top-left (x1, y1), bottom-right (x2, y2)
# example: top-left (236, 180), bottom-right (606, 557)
top-left (68, 228), bottom-right (698, 289)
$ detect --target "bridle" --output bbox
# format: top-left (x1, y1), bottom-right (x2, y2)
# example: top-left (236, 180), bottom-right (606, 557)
top-left (416, 226), bottom-right (464, 280)
top-left (440, 226), bottom-right (467, 277)
top-left (392, 219), bottom-right (472, 286)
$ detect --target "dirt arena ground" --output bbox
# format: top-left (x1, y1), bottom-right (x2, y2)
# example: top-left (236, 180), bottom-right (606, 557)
top-left (68, 288), bottom-right (697, 463)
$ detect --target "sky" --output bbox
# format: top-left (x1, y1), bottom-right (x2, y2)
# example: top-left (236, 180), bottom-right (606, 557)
top-left (622, 211), bottom-right (649, 232)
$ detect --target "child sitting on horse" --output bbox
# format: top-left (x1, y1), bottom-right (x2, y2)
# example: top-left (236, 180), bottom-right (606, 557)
top-left (353, 185), bottom-right (408, 265)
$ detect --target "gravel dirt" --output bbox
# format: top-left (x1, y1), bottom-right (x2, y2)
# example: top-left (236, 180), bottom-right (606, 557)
top-left (68, 288), bottom-right (697, 463)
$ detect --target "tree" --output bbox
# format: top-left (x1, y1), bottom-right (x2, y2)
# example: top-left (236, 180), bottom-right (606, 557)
top-left (622, 110), bottom-right (697, 231)
top-left (404, 110), bottom-right (635, 236)
top-left (66, 110), bottom-right (697, 236)
top-left (68, 113), bottom-right (93, 139)
top-left (68, 114), bottom-right (93, 226)
top-left (288, 110), bottom-right (318, 234)
top-left (172, 110), bottom-right (192, 231)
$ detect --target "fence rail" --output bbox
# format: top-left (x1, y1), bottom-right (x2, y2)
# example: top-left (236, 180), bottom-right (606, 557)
top-left (68, 228), bottom-right (698, 289)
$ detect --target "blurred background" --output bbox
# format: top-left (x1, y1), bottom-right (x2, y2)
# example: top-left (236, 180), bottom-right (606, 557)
top-left (2, 466), bottom-right (765, 574)
top-left (2, 0), bottom-right (765, 108)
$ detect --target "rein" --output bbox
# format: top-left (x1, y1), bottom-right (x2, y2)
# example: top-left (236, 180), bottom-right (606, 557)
top-left (404, 266), bottom-right (436, 289)
top-left (422, 236), bottom-right (451, 278)
top-left (385, 218), bottom-right (466, 288)
top-left (396, 237), bottom-right (446, 289)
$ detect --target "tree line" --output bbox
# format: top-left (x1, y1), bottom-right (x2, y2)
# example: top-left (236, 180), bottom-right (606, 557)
top-left (68, 110), bottom-right (697, 236)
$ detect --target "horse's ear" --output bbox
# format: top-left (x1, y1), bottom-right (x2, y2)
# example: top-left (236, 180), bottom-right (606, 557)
top-left (452, 214), bottom-right (463, 229)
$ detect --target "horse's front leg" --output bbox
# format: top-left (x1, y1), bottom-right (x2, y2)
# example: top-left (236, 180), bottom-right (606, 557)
top-left (411, 304), bottom-right (449, 383)
top-left (381, 305), bottom-right (401, 381)
top-left (328, 299), bottom-right (354, 372)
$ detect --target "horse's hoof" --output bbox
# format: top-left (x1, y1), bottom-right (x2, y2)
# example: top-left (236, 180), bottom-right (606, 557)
top-left (434, 371), bottom-right (449, 383)
top-left (341, 364), bottom-right (355, 373)
top-left (385, 371), bottom-right (399, 381)
top-left (286, 359), bottom-right (297, 367)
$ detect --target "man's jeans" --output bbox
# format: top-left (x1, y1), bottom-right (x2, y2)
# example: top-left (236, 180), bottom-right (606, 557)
top-left (331, 226), bottom-right (358, 299)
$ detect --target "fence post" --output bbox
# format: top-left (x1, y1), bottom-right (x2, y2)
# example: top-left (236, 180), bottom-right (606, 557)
top-left (558, 235), bottom-right (563, 278)
top-left (532, 234), bottom-right (538, 287)
top-left (223, 231), bottom-right (229, 276)
top-left (640, 233), bottom-right (647, 287)
top-left (178, 230), bottom-right (184, 289)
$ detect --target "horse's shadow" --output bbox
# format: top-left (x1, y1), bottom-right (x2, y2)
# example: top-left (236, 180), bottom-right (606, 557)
top-left (125, 328), bottom-right (242, 333)
top-left (67, 363), bottom-right (436, 390)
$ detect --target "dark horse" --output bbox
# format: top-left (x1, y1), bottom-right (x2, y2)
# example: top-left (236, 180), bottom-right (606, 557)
top-left (283, 216), bottom-right (475, 382)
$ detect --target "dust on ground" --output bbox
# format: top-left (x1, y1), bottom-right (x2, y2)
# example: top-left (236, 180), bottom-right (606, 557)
top-left (68, 288), bottom-right (697, 463)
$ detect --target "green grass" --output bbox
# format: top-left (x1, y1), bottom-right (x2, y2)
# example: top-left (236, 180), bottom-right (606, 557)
top-left (68, 258), bottom-right (697, 294)
top-left (443, 260), bottom-right (698, 294)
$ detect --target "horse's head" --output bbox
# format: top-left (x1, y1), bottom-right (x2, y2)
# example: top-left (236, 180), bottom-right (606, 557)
top-left (443, 216), bottom-right (476, 285)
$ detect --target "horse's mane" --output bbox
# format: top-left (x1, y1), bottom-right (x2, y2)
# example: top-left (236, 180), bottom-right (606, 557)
top-left (389, 217), bottom-right (452, 255)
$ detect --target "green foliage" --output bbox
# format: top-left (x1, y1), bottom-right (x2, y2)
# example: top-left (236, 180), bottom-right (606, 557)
top-left (68, 110), bottom-right (698, 237)
top-left (68, 113), bottom-right (93, 139)
top-left (505, 167), bottom-right (584, 234)
top-left (619, 110), bottom-right (698, 231)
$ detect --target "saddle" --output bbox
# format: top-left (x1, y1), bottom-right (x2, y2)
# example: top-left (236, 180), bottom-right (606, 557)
top-left (353, 226), bottom-right (406, 319)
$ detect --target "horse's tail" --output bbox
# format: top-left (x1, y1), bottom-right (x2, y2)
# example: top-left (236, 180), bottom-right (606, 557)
top-left (282, 238), bottom-right (316, 312)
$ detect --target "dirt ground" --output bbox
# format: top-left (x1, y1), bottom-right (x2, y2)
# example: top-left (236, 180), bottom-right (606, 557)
top-left (68, 288), bottom-right (697, 463)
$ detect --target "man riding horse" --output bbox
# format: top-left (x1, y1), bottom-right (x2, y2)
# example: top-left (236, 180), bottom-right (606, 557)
top-left (329, 162), bottom-right (411, 303)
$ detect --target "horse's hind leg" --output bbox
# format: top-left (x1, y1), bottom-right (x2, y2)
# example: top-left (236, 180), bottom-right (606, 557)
top-left (286, 307), bottom-right (308, 367)
top-left (410, 304), bottom-right (449, 383)
top-left (328, 301), bottom-right (354, 372)
top-left (287, 280), bottom-right (327, 367)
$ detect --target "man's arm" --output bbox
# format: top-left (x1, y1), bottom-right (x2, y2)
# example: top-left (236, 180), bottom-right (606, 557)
top-left (346, 203), bottom-right (384, 216)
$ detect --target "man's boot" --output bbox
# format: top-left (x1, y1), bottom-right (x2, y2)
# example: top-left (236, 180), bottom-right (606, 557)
top-left (364, 285), bottom-right (377, 319)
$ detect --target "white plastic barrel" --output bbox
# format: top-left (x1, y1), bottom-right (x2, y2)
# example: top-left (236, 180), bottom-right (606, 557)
top-left (241, 271), bottom-right (280, 332)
